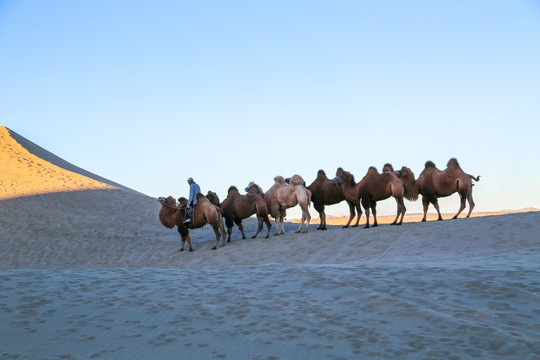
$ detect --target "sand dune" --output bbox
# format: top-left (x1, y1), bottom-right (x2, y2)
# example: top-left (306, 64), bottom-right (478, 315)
top-left (1, 126), bottom-right (539, 359)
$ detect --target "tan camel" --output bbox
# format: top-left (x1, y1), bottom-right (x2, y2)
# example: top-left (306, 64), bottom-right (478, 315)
top-left (265, 175), bottom-right (312, 235)
top-left (157, 194), bottom-right (227, 250)
top-left (307, 169), bottom-right (360, 230)
top-left (216, 184), bottom-right (272, 241)
top-left (334, 167), bottom-right (406, 228)
top-left (397, 158), bottom-right (480, 221)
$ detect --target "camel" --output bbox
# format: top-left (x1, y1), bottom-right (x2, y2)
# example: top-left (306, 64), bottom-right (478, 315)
top-left (334, 167), bottom-right (406, 228)
top-left (307, 169), bottom-right (360, 230)
top-left (157, 193), bottom-right (227, 251)
top-left (397, 158), bottom-right (480, 221)
top-left (265, 175), bottom-right (312, 235)
top-left (214, 184), bottom-right (272, 242)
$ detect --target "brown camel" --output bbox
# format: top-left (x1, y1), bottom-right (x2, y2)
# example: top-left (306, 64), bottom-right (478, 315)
top-left (397, 158), bottom-right (480, 221)
top-left (157, 193), bottom-right (227, 251)
top-left (307, 169), bottom-right (360, 230)
top-left (265, 175), bottom-right (312, 235)
top-left (334, 167), bottom-right (406, 228)
top-left (215, 184), bottom-right (272, 242)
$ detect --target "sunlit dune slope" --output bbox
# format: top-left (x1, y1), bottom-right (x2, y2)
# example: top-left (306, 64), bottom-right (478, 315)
top-left (0, 126), bottom-right (116, 199)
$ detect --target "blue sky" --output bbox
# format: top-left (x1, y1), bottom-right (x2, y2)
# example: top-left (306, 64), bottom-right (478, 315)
top-left (1, 1), bottom-right (540, 218)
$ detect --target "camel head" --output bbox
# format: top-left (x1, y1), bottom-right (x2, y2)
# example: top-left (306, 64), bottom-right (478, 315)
top-left (397, 166), bottom-right (416, 182)
top-left (245, 181), bottom-right (255, 192)
top-left (245, 182), bottom-right (264, 195)
top-left (288, 174), bottom-right (306, 186)
top-left (158, 196), bottom-right (177, 207)
top-left (334, 171), bottom-right (355, 188)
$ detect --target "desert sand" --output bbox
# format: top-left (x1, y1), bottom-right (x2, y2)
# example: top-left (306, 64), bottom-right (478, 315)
top-left (1, 126), bottom-right (539, 359)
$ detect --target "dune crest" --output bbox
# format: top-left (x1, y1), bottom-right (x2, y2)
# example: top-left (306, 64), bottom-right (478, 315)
top-left (0, 126), bottom-right (116, 199)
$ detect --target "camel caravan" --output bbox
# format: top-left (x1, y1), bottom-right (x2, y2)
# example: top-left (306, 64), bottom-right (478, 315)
top-left (158, 158), bottom-right (480, 251)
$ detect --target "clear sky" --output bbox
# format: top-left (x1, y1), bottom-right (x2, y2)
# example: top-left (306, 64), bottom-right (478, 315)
top-left (1, 1), bottom-right (540, 219)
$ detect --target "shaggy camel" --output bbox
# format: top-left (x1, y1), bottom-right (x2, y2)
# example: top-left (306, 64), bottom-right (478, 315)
top-left (397, 158), bottom-right (480, 221)
top-left (265, 175), bottom-right (312, 235)
top-left (214, 184), bottom-right (272, 242)
top-left (157, 194), bottom-right (227, 251)
top-left (307, 169), bottom-right (360, 230)
top-left (334, 167), bottom-right (406, 228)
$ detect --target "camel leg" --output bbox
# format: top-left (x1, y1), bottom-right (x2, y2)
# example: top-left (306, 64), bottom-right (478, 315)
top-left (421, 196), bottom-right (429, 222)
top-left (211, 223), bottom-right (226, 250)
top-left (300, 204), bottom-right (311, 233)
top-left (399, 200), bottom-right (406, 225)
top-left (466, 191), bottom-right (475, 218)
top-left (261, 216), bottom-right (272, 238)
top-left (362, 200), bottom-right (371, 228)
top-left (295, 213), bottom-right (305, 233)
top-left (320, 211), bottom-right (327, 230)
top-left (179, 237), bottom-right (185, 251)
top-left (273, 217), bottom-right (281, 236)
top-left (235, 219), bottom-right (247, 240)
top-left (453, 191), bottom-right (468, 219)
top-left (434, 202), bottom-right (443, 221)
top-left (185, 235), bottom-right (193, 252)
top-left (391, 198), bottom-right (406, 225)
top-left (371, 204), bottom-right (378, 227)
top-left (353, 203), bottom-right (362, 227)
top-left (226, 226), bottom-right (233, 242)
top-left (252, 217), bottom-right (264, 238)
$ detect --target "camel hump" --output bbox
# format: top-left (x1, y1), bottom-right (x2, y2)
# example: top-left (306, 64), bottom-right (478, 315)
top-left (274, 176), bottom-right (286, 184)
top-left (196, 193), bottom-right (208, 202)
top-left (425, 161), bottom-right (436, 168)
top-left (366, 166), bottom-right (379, 176)
top-left (447, 158), bottom-right (461, 168)
top-left (228, 186), bottom-right (239, 194)
top-left (383, 163), bottom-right (394, 172)
top-left (316, 169), bottom-right (328, 180)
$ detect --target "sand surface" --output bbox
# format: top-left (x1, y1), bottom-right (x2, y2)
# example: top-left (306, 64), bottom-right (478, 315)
top-left (1, 126), bottom-right (539, 359)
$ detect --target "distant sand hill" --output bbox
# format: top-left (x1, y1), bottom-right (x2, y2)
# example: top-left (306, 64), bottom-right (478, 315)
top-left (0, 126), bottom-right (141, 199)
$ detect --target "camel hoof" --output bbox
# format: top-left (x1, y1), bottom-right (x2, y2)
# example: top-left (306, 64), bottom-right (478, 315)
top-left (302, 230), bottom-right (308, 233)
top-left (352, 225), bottom-right (359, 228)
top-left (438, 218), bottom-right (444, 221)
top-left (295, 230), bottom-right (300, 233)
top-left (189, 248), bottom-right (194, 252)
top-left (321, 227), bottom-right (327, 231)
top-left (211, 246), bottom-right (217, 250)
top-left (364, 225), bottom-right (370, 229)
top-left (372, 224), bottom-right (378, 227)
top-left (342, 225), bottom-right (349, 229)
top-left (179, 248), bottom-right (184, 252)
top-left (251, 235), bottom-right (256, 239)
top-left (227, 239), bottom-right (231, 243)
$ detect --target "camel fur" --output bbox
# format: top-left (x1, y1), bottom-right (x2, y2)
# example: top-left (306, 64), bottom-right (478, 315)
top-left (397, 158), bottom-right (480, 221)
top-left (215, 184), bottom-right (272, 242)
top-left (307, 169), bottom-right (360, 230)
top-left (265, 175), bottom-right (312, 235)
top-left (157, 194), bottom-right (227, 251)
top-left (335, 167), bottom-right (407, 228)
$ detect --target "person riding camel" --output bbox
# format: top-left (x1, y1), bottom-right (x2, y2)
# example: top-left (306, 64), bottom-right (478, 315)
top-left (182, 177), bottom-right (201, 224)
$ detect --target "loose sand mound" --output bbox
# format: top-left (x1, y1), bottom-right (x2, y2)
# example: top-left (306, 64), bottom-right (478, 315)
top-left (1, 126), bottom-right (539, 359)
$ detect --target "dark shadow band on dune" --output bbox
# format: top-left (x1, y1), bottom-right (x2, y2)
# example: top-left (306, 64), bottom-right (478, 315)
top-left (6, 127), bottom-right (144, 196)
